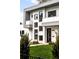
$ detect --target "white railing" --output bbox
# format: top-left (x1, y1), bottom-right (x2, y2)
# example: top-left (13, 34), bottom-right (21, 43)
top-left (43, 17), bottom-right (59, 23)
top-left (25, 20), bottom-right (33, 28)
top-left (26, 20), bottom-right (32, 26)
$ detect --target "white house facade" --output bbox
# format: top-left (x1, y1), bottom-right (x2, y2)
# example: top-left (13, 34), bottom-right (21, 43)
top-left (23, 0), bottom-right (59, 44)
top-left (20, 14), bottom-right (29, 37)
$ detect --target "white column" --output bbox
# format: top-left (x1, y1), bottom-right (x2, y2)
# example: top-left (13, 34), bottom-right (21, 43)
top-left (43, 26), bottom-right (46, 43)
top-left (23, 11), bottom-right (26, 28)
top-left (29, 30), bottom-right (33, 42)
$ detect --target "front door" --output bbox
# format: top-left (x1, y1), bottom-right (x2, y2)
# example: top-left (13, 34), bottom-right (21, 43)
top-left (47, 28), bottom-right (51, 42)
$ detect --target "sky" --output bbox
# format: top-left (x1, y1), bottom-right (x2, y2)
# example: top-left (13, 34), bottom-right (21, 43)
top-left (20, 0), bottom-right (39, 12)
top-left (20, 0), bottom-right (39, 20)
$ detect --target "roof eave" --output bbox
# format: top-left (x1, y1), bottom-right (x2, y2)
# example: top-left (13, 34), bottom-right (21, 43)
top-left (24, 0), bottom-right (59, 12)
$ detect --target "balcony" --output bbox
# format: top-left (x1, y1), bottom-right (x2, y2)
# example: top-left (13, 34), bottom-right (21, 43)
top-left (23, 11), bottom-right (33, 29)
top-left (42, 17), bottom-right (59, 26)
top-left (25, 20), bottom-right (33, 29)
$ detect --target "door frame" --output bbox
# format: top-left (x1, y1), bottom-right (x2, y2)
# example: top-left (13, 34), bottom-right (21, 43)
top-left (47, 28), bottom-right (51, 42)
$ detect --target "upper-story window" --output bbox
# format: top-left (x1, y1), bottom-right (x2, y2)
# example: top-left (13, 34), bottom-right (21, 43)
top-left (26, 12), bottom-right (30, 21)
top-left (39, 11), bottom-right (43, 22)
top-left (31, 14), bottom-right (33, 18)
top-left (34, 22), bottom-right (38, 27)
top-left (48, 10), bottom-right (56, 17)
top-left (34, 14), bottom-right (38, 20)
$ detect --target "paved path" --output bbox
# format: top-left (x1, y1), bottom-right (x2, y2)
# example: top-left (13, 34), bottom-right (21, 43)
top-left (30, 43), bottom-right (49, 47)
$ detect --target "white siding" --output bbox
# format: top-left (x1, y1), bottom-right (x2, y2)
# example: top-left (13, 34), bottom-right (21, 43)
top-left (24, 5), bottom-right (59, 43)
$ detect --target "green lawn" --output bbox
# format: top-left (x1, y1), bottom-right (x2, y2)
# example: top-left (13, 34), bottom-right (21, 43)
top-left (30, 45), bottom-right (53, 59)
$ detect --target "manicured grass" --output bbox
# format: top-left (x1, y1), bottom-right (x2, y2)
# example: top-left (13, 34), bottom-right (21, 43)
top-left (30, 45), bottom-right (53, 59)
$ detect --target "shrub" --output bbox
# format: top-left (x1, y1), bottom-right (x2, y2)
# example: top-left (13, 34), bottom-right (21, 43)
top-left (52, 36), bottom-right (59, 59)
top-left (49, 42), bottom-right (53, 45)
top-left (33, 41), bottom-right (39, 44)
top-left (20, 34), bottom-right (29, 59)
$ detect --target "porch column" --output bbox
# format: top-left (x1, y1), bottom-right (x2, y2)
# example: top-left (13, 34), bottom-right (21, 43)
top-left (23, 11), bottom-right (26, 28)
top-left (43, 26), bottom-right (46, 43)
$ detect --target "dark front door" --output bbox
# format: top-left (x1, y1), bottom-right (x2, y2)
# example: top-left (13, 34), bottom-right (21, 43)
top-left (47, 28), bottom-right (51, 42)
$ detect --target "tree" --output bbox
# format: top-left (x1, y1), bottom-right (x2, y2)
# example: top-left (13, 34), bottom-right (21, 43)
top-left (20, 34), bottom-right (29, 59)
top-left (52, 35), bottom-right (59, 59)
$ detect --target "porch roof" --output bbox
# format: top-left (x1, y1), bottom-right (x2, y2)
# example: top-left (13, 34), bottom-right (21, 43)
top-left (42, 21), bottom-right (59, 26)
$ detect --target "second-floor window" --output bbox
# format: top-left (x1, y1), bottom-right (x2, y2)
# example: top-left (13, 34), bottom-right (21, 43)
top-left (34, 14), bottom-right (38, 20)
top-left (48, 10), bottom-right (56, 17)
top-left (26, 12), bottom-right (30, 21)
top-left (31, 14), bottom-right (33, 18)
top-left (34, 22), bottom-right (38, 27)
top-left (39, 11), bottom-right (43, 22)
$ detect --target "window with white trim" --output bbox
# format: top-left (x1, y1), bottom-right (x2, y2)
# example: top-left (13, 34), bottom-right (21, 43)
top-left (48, 10), bottom-right (56, 17)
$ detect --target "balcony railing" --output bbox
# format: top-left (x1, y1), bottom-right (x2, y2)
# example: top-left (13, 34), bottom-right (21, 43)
top-left (26, 21), bottom-right (32, 25)
top-left (42, 17), bottom-right (59, 26)
top-left (43, 16), bottom-right (59, 23)
top-left (25, 20), bottom-right (33, 28)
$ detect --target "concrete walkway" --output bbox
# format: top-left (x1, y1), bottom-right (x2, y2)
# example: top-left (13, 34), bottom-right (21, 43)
top-left (30, 43), bottom-right (49, 47)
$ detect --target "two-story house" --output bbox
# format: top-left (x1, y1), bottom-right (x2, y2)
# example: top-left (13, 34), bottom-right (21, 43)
top-left (20, 14), bottom-right (29, 37)
top-left (23, 0), bottom-right (59, 44)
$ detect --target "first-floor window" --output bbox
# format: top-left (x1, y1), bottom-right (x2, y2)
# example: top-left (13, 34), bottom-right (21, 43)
top-left (22, 30), bottom-right (24, 34)
top-left (39, 11), bottom-right (43, 22)
top-left (34, 29), bottom-right (38, 34)
top-left (39, 35), bottom-right (43, 41)
top-left (20, 30), bottom-right (24, 36)
top-left (34, 34), bottom-right (38, 39)
top-left (39, 26), bottom-right (43, 31)
top-left (34, 22), bottom-right (38, 27)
